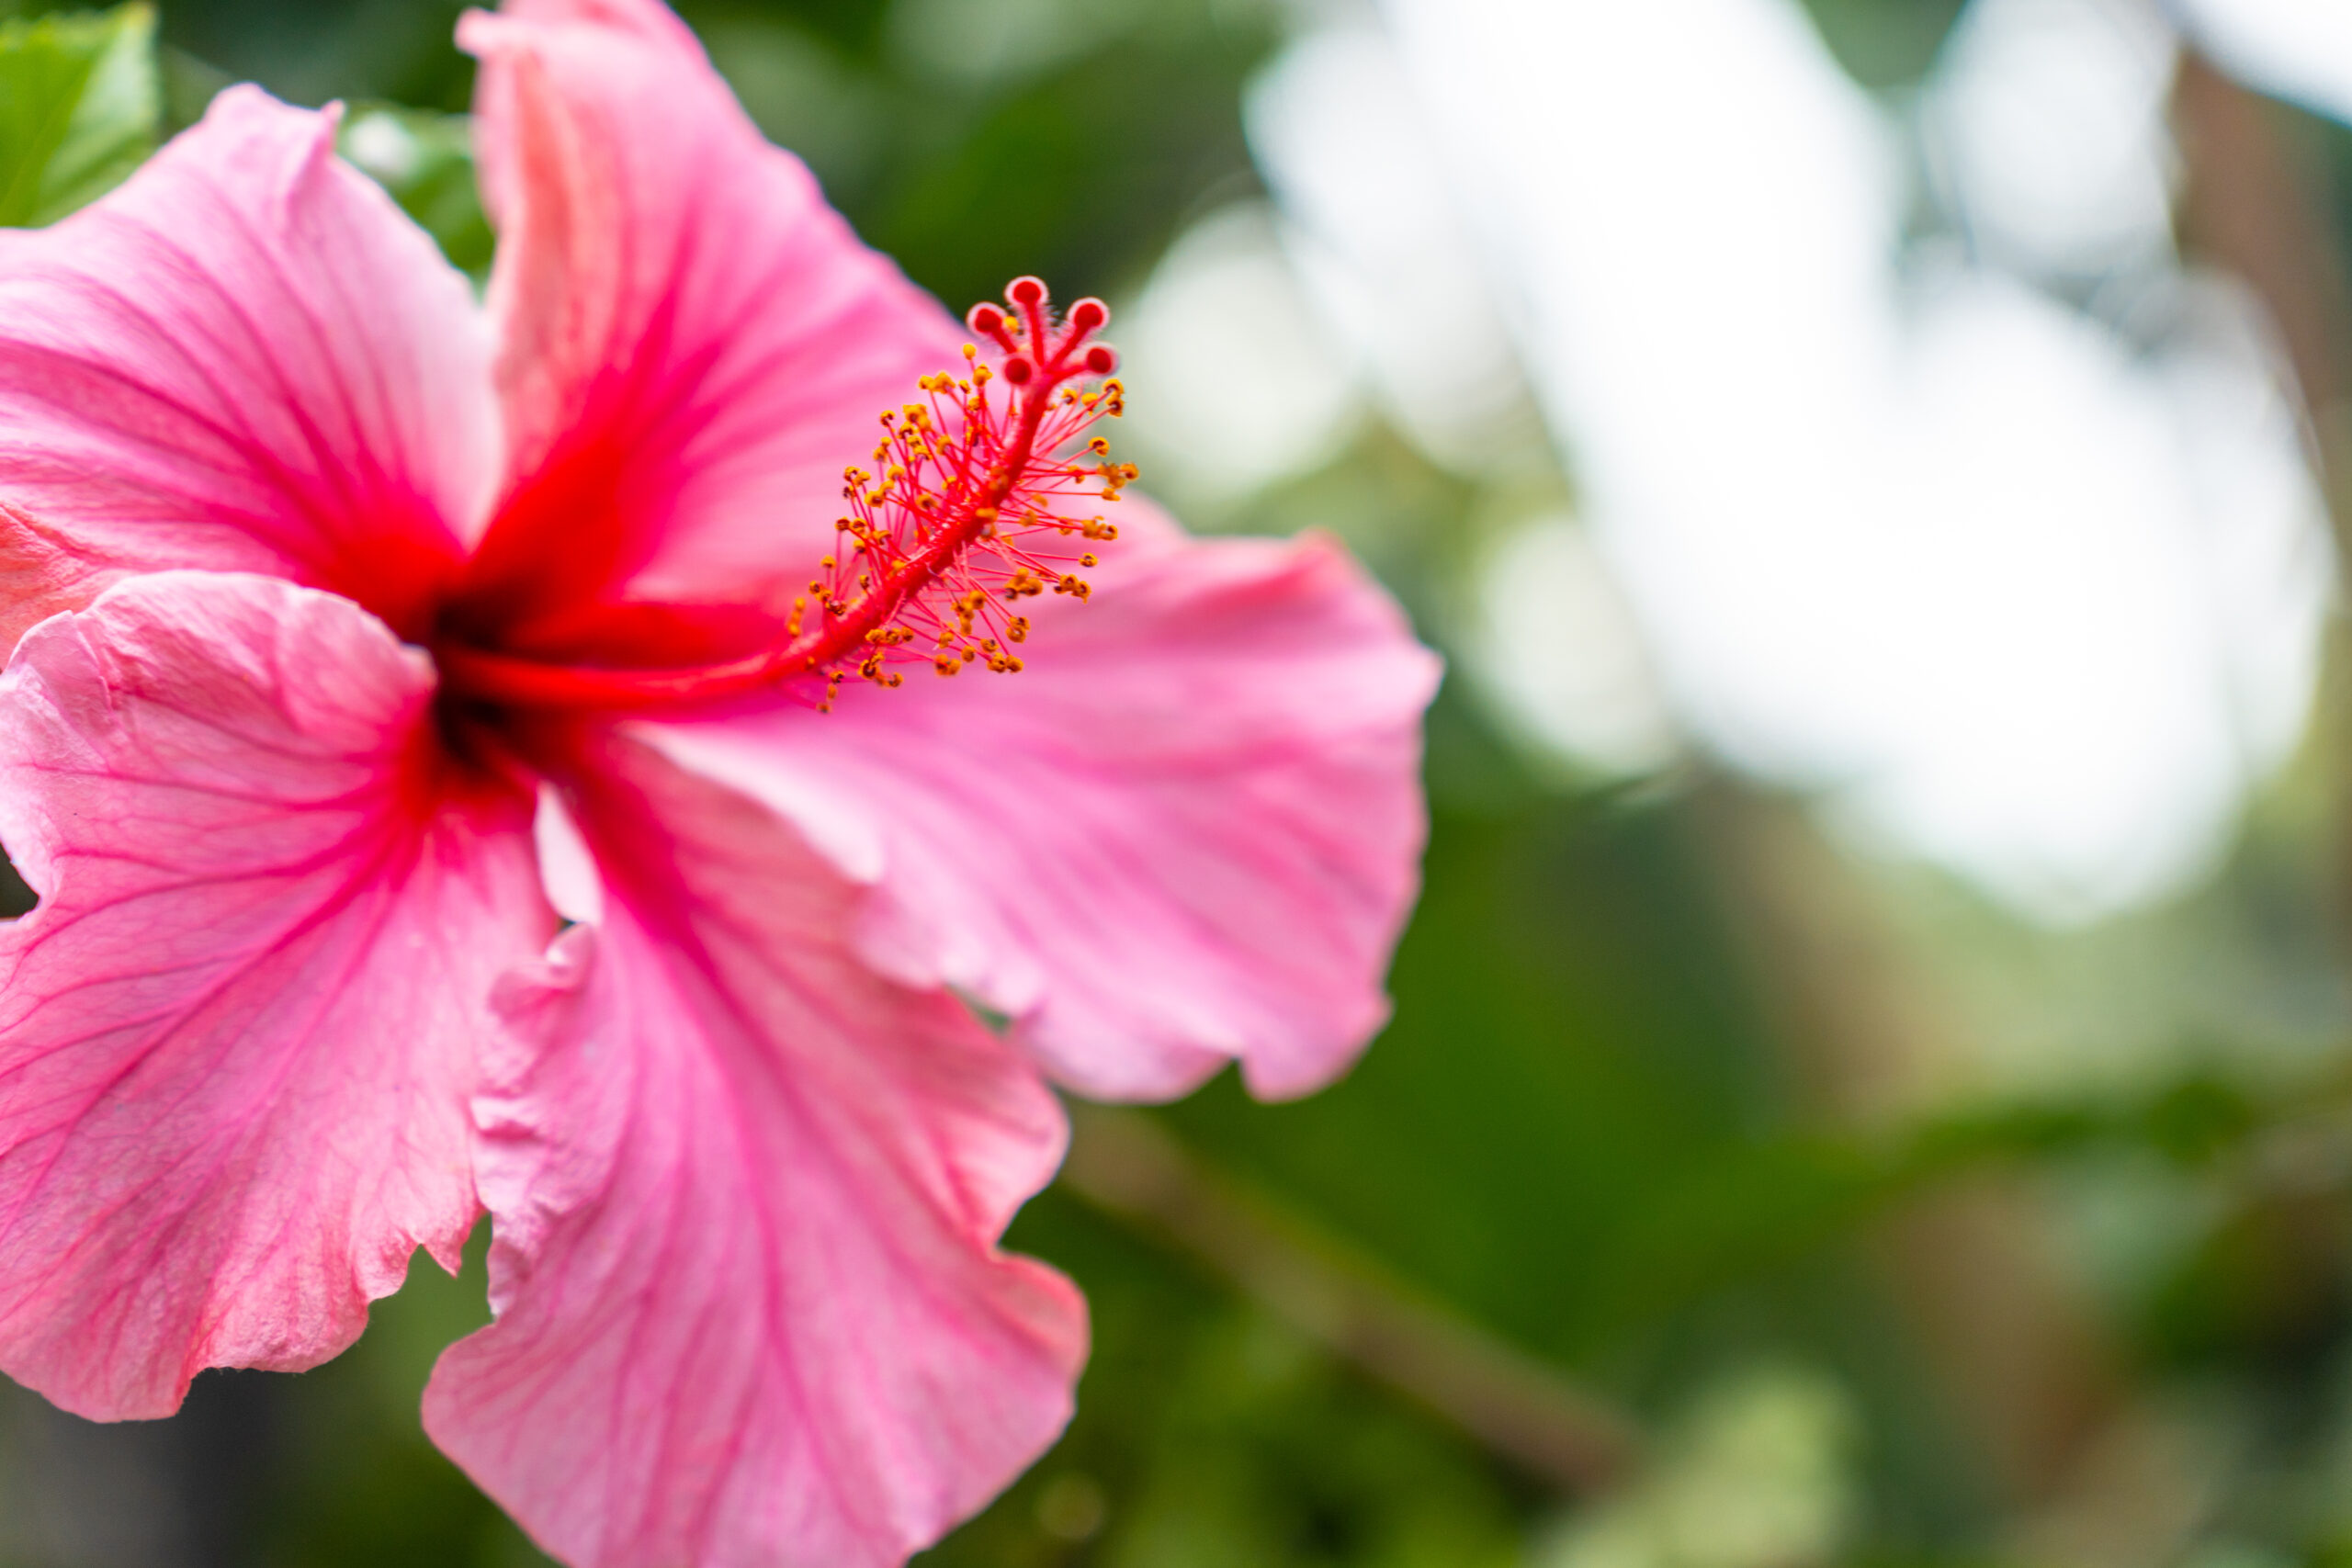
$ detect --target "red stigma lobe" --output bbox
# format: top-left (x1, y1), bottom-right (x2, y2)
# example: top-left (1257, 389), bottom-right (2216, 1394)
top-left (435, 278), bottom-right (1133, 715)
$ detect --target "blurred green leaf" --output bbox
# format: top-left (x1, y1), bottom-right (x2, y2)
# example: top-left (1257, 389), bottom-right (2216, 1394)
top-left (0, 2), bottom-right (160, 227)
top-left (1793, 0), bottom-right (1964, 89)
top-left (252, 1225), bottom-right (555, 1568)
top-left (337, 101), bottom-right (491, 275)
top-left (155, 0), bottom-right (473, 112)
top-left (2138, 1187), bottom-right (2352, 1375)
top-left (1575, 1076), bottom-right (2288, 1344)
top-left (854, 0), bottom-right (1277, 308)
top-left (1158, 777), bottom-right (1798, 1371)
top-left (925, 1190), bottom-right (1529, 1568)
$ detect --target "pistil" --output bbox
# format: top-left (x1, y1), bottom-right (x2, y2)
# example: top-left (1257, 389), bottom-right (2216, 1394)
top-left (434, 277), bottom-right (1131, 716)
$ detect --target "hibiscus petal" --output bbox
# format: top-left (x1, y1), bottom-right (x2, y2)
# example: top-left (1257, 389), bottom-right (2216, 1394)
top-left (643, 520), bottom-right (1443, 1102)
top-left (0, 87), bottom-right (497, 651)
top-left (454, 0), bottom-right (963, 662)
top-left (0, 571), bottom-right (548, 1420)
top-left (424, 735), bottom-right (1084, 1568)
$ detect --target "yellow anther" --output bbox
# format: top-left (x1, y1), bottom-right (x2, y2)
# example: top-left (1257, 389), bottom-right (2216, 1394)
top-left (793, 298), bottom-right (1128, 711)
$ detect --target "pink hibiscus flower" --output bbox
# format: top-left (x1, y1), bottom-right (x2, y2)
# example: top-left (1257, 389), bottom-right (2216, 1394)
top-left (0, 0), bottom-right (1437, 1563)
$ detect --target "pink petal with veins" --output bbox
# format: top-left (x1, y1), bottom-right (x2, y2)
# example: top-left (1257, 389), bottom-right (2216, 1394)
top-left (0, 88), bottom-right (497, 651)
top-left (425, 733), bottom-right (1083, 1568)
top-left (0, 8), bottom-right (1438, 1561)
top-left (646, 516), bottom-right (1442, 1101)
top-left (0, 571), bottom-right (548, 1420)
top-left (452, 1), bottom-right (960, 667)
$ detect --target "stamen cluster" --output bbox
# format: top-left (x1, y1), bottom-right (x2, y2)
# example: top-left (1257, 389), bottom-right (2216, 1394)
top-left (797, 277), bottom-right (1135, 710)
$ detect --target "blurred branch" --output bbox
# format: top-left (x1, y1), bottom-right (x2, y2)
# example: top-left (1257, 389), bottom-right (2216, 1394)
top-left (1690, 783), bottom-right (2131, 1516)
top-left (2173, 47), bottom-right (2352, 1186)
top-left (2174, 51), bottom-right (2352, 546)
top-left (1058, 1103), bottom-right (1645, 1497)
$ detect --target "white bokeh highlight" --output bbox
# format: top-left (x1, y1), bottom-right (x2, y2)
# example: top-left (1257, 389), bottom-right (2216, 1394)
top-left (1923, 0), bottom-right (2178, 279)
top-left (1116, 202), bottom-right (1363, 505)
top-left (2167, 0), bottom-right (2352, 125)
top-left (1335, 0), bottom-right (2334, 916)
top-left (1468, 516), bottom-right (1680, 778)
top-left (1245, 26), bottom-right (1530, 472)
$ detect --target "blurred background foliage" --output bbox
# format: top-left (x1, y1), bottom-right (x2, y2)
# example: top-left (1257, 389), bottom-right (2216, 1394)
top-left (6, 1), bottom-right (2352, 1567)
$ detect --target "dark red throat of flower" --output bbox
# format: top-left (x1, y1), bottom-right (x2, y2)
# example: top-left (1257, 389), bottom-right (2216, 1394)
top-left (434, 276), bottom-right (1134, 715)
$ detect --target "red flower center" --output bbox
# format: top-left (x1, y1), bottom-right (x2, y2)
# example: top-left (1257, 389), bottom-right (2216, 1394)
top-left (431, 276), bottom-right (1129, 716)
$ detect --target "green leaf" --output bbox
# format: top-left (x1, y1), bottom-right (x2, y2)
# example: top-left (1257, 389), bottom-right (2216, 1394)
top-left (336, 103), bottom-right (492, 276)
top-left (0, 3), bottom-right (160, 228)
